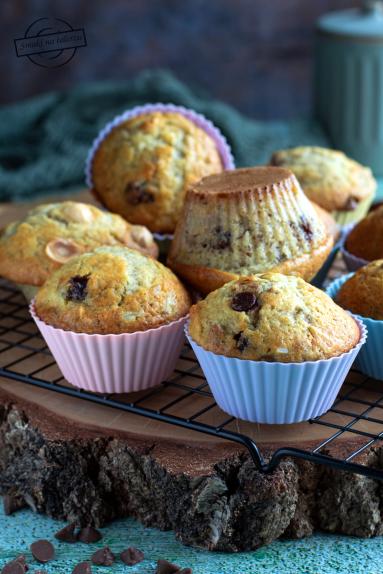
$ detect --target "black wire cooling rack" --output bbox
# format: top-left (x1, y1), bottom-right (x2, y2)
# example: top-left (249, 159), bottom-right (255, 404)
top-left (1, 263), bottom-right (383, 482)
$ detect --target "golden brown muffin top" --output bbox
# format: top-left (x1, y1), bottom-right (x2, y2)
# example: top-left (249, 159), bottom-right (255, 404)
top-left (345, 205), bottom-right (383, 261)
top-left (91, 111), bottom-right (223, 234)
top-left (0, 201), bottom-right (158, 287)
top-left (189, 273), bottom-right (360, 362)
top-left (270, 146), bottom-right (376, 212)
top-left (336, 260), bottom-right (383, 320)
top-left (35, 246), bottom-right (191, 334)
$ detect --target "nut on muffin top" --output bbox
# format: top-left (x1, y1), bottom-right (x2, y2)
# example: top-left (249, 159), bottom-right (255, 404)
top-left (35, 246), bottom-right (191, 334)
top-left (270, 146), bottom-right (376, 213)
top-left (189, 273), bottom-right (359, 362)
top-left (336, 260), bottom-right (383, 320)
top-left (90, 111), bottom-right (223, 234)
top-left (345, 205), bottom-right (383, 261)
top-left (0, 201), bottom-right (158, 286)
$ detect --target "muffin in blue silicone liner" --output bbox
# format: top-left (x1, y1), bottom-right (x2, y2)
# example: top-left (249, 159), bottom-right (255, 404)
top-left (327, 273), bottom-right (383, 380)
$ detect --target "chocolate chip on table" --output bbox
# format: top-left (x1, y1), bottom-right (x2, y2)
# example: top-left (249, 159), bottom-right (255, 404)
top-left (72, 562), bottom-right (92, 574)
top-left (233, 331), bottom-right (249, 352)
top-left (77, 526), bottom-right (102, 543)
top-left (91, 546), bottom-right (115, 566)
top-left (66, 274), bottom-right (90, 302)
top-left (179, 570), bottom-right (193, 574)
top-left (1, 555), bottom-right (28, 574)
top-left (30, 540), bottom-right (55, 564)
top-left (120, 546), bottom-right (144, 566)
top-left (34, 571), bottom-right (47, 574)
top-left (125, 181), bottom-right (155, 205)
top-left (156, 559), bottom-right (182, 574)
top-left (54, 522), bottom-right (77, 543)
top-left (231, 291), bottom-right (258, 312)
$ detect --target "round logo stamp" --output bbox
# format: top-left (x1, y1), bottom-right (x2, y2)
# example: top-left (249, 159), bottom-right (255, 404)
top-left (14, 17), bottom-right (87, 68)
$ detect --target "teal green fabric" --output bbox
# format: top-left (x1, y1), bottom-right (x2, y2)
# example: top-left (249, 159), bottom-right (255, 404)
top-left (0, 505), bottom-right (382, 573)
top-left (0, 69), bottom-right (329, 202)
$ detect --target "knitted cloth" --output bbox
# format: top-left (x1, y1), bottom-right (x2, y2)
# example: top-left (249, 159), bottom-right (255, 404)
top-left (0, 69), bottom-right (329, 201)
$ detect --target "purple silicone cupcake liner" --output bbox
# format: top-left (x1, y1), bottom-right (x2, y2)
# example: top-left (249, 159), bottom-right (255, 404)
top-left (340, 223), bottom-right (369, 271)
top-left (85, 102), bottom-right (235, 191)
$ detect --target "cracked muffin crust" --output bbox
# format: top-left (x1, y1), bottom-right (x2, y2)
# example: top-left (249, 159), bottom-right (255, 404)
top-left (345, 206), bottom-right (383, 261)
top-left (90, 111), bottom-right (224, 234)
top-left (270, 146), bottom-right (376, 223)
top-left (336, 260), bottom-right (383, 320)
top-left (168, 166), bottom-right (333, 293)
top-left (189, 273), bottom-right (360, 362)
top-left (0, 201), bottom-right (158, 287)
top-left (35, 246), bottom-right (191, 334)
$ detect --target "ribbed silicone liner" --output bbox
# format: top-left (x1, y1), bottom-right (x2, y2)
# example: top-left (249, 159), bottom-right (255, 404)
top-left (340, 224), bottom-right (369, 272)
top-left (185, 319), bottom-right (366, 424)
top-left (327, 274), bottom-right (383, 381)
top-left (85, 103), bottom-right (235, 189)
top-left (30, 303), bottom-right (187, 394)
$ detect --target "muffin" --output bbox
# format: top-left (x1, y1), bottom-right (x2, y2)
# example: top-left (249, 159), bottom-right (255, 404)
top-left (0, 201), bottom-right (158, 296)
top-left (190, 274), bottom-right (360, 362)
top-left (336, 260), bottom-right (383, 320)
top-left (311, 201), bottom-right (339, 242)
top-left (187, 274), bottom-right (364, 424)
top-left (168, 166), bottom-right (334, 294)
top-left (35, 246), bottom-right (190, 334)
top-left (270, 146), bottom-right (376, 226)
top-left (344, 205), bottom-right (383, 262)
top-left (88, 108), bottom-right (229, 234)
top-left (32, 246), bottom-right (191, 393)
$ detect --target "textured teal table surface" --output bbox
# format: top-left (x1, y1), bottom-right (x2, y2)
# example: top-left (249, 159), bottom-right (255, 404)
top-left (0, 504), bottom-right (382, 574)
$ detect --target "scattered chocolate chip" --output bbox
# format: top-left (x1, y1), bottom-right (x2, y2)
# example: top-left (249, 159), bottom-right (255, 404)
top-left (233, 331), bottom-right (249, 352)
top-left (156, 559), bottom-right (181, 574)
top-left (30, 541), bottom-right (55, 564)
top-left (120, 546), bottom-right (144, 566)
top-left (300, 218), bottom-right (313, 240)
top-left (179, 570), bottom-right (193, 574)
top-left (1, 556), bottom-right (28, 574)
top-left (72, 562), bottom-right (92, 574)
top-left (66, 275), bottom-right (90, 302)
top-left (343, 197), bottom-right (358, 211)
top-left (231, 291), bottom-right (258, 312)
top-left (125, 181), bottom-right (154, 205)
top-left (91, 547), bottom-right (115, 566)
top-left (54, 522), bottom-right (77, 543)
top-left (34, 571), bottom-right (47, 574)
top-left (77, 526), bottom-right (102, 544)
top-left (213, 226), bottom-right (231, 249)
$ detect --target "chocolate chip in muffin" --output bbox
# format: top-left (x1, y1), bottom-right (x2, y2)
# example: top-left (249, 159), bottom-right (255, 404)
top-left (125, 181), bottom-right (155, 205)
top-left (214, 226), bottom-right (231, 249)
top-left (66, 275), bottom-right (90, 302)
top-left (231, 292), bottom-right (258, 312)
top-left (300, 218), bottom-right (313, 240)
top-left (343, 197), bottom-right (358, 211)
top-left (91, 546), bottom-right (115, 566)
top-left (233, 331), bottom-right (249, 352)
top-left (120, 546), bottom-right (144, 566)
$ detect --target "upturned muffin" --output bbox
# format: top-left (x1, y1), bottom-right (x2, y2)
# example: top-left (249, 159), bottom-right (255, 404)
top-left (345, 205), bottom-right (383, 261)
top-left (189, 273), bottom-right (360, 362)
top-left (270, 146), bottom-right (376, 225)
top-left (336, 260), bottom-right (383, 320)
top-left (311, 201), bottom-right (339, 242)
top-left (168, 166), bottom-right (333, 293)
top-left (90, 111), bottom-right (224, 234)
top-left (0, 201), bottom-right (158, 288)
top-left (35, 246), bottom-right (191, 334)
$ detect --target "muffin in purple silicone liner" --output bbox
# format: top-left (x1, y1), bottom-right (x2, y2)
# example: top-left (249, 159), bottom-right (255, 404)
top-left (86, 103), bottom-right (234, 235)
top-left (186, 273), bottom-right (365, 424)
top-left (341, 206), bottom-right (383, 271)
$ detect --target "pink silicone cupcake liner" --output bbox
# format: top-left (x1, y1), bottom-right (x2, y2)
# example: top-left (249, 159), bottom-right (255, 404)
top-left (340, 223), bottom-right (369, 271)
top-left (85, 102), bottom-right (235, 191)
top-left (30, 302), bottom-right (187, 394)
top-left (185, 319), bottom-right (366, 425)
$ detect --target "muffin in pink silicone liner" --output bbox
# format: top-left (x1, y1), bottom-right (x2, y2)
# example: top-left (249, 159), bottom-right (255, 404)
top-left (30, 246), bottom-right (191, 394)
top-left (85, 103), bottom-right (235, 237)
top-left (186, 274), bottom-right (366, 424)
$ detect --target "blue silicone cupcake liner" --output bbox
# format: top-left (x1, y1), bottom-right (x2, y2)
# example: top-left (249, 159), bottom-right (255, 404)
top-left (326, 274), bottom-right (383, 380)
top-left (185, 318), bottom-right (366, 425)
